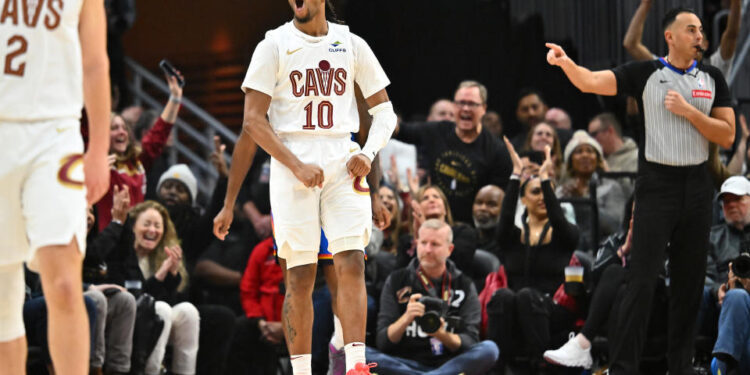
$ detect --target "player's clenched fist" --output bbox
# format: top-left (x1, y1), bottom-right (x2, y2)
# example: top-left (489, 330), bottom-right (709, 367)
top-left (347, 154), bottom-right (371, 178)
top-left (213, 206), bottom-right (234, 240)
top-left (293, 163), bottom-right (324, 188)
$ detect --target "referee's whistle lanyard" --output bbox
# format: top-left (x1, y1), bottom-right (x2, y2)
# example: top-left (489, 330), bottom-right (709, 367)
top-left (416, 266), bottom-right (452, 304)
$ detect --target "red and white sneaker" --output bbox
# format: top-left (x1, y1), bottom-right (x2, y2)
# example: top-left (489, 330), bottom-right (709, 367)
top-left (345, 362), bottom-right (377, 375)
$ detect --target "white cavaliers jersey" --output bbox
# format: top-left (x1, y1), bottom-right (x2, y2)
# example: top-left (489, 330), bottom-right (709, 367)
top-left (0, 0), bottom-right (84, 122)
top-left (242, 21), bottom-right (389, 137)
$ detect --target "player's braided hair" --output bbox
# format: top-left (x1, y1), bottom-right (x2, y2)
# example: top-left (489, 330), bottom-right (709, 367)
top-left (325, 0), bottom-right (344, 24)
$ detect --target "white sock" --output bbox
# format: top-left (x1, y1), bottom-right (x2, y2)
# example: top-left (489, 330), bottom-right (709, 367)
top-left (330, 315), bottom-right (345, 350)
top-left (290, 354), bottom-right (312, 375)
top-left (344, 342), bottom-right (366, 371)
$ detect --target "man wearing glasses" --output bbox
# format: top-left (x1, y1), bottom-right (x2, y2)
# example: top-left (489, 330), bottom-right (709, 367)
top-left (393, 81), bottom-right (512, 225)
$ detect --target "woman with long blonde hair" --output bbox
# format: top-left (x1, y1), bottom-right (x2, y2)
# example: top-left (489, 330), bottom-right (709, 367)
top-left (125, 201), bottom-right (199, 375)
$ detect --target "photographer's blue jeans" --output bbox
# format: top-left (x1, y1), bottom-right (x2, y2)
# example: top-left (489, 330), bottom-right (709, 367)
top-left (713, 289), bottom-right (750, 374)
top-left (365, 340), bottom-right (499, 375)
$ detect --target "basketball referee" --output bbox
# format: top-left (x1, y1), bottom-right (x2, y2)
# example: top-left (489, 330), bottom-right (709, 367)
top-left (546, 7), bottom-right (735, 375)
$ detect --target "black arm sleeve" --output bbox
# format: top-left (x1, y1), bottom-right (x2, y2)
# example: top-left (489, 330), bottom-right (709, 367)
top-left (497, 178), bottom-right (521, 248)
top-left (541, 180), bottom-right (579, 250)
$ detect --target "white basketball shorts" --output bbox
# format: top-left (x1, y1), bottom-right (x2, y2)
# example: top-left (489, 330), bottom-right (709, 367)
top-left (270, 134), bottom-right (371, 268)
top-left (0, 119), bottom-right (87, 271)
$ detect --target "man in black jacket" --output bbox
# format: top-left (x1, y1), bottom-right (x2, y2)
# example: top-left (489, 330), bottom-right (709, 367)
top-left (366, 219), bottom-right (498, 374)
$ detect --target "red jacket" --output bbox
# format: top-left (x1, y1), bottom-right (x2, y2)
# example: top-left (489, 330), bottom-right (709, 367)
top-left (96, 117), bottom-right (173, 231)
top-left (240, 238), bottom-right (284, 321)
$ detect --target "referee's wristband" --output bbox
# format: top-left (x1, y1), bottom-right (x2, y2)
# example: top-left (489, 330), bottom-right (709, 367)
top-left (510, 173), bottom-right (521, 181)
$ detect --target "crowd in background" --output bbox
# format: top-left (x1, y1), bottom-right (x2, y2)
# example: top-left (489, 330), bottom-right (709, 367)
top-left (20, 0), bottom-right (750, 375)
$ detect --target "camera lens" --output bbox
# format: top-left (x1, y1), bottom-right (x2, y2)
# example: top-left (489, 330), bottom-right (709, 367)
top-left (733, 254), bottom-right (750, 279)
top-left (417, 312), bottom-right (442, 334)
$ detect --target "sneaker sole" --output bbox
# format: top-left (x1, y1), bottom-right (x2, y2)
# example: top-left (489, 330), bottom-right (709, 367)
top-left (543, 354), bottom-right (592, 369)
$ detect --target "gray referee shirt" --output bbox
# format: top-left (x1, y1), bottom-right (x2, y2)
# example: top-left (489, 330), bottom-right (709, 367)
top-left (612, 58), bottom-right (732, 166)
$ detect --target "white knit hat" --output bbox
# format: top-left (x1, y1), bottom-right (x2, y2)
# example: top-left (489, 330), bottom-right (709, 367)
top-left (157, 164), bottom-right (198, 205)
top-left (563, 130), bottom-right (604, 164)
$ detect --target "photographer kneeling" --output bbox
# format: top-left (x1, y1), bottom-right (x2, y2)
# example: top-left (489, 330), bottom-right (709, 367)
top-left (366, 219), bottom-right (499, 375)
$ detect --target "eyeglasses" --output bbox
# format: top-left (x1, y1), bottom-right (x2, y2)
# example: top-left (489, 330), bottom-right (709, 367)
top-left (454, 100), bottom-right (483, 109)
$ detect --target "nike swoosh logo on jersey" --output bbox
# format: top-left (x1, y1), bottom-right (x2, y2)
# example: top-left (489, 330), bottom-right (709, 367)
top-left (659, 80), bottom-right (669, 83)
top-left (286, 47), bottom-right (303, 55)
top-left (349, 147), bottom-right (359, 153)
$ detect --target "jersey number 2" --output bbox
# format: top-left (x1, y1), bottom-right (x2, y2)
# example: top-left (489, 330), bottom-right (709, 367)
top-left (302, 101), bottom-right (334, 130)
top-left (4, 35), bottom-right (28, 77)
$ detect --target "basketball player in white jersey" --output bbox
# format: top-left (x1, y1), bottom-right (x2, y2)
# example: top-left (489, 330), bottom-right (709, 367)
top-left (0, 0), bottom-right (111, 373)
top-left (213, 1), bottom-right (396, 374)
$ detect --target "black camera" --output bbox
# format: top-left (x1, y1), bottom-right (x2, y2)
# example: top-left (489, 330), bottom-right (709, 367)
top-left (732, 253), bottom-right (750, 279)
top-left (416, 296), bottom-right (449, 334)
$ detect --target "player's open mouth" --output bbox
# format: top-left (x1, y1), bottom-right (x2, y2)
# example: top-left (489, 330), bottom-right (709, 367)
top-left (295, 0), bottom-right (304, 10)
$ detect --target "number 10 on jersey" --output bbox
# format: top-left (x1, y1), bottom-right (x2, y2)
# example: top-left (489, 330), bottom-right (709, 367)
top-left (302, 101), bottom-right (334, 130)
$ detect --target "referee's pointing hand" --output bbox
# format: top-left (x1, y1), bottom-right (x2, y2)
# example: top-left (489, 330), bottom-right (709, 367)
top-left (545, 43), bottom-right (568, 66)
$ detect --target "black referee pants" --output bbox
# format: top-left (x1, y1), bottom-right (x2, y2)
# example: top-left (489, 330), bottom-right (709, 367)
top-left (609, 162), bottom-right (712, 375)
